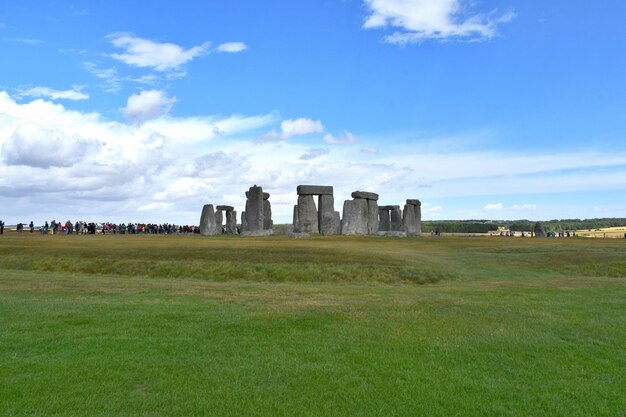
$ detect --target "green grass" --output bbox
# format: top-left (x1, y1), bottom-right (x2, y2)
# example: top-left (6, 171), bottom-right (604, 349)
top-left (1, 234), bottom-right (625, 416)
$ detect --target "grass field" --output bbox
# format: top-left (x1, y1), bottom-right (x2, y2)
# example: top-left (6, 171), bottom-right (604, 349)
top-left (575, 226), bottom-right (626, 239)
top-left (1, 234), bottom-right (625, 416)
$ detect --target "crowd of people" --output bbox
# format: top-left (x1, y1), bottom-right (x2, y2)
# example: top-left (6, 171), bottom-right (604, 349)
top-left (1, 220), bottom-right (200, 235)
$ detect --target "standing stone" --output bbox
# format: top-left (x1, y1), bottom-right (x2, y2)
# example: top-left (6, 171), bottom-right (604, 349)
top-left (379, 208), bottom-right (391, 232)
top-left (226, 210), bottom-right (237, 234)
top-left (403, 203), bottom-right (417, 235)
top-left (297, 195), bottom-right (318, 234)
top-left (318, 194), bottom-right (337, 235)
top-left (390, 206), bottom-right (403, 231)
top-left (263, 199), bottom-right (273, 230)
top-left (414, 201), bottom-right (422, 235)
top-left (199, 204), bottom-right (217, 236)
top-left (244, 185), bottom-right (264, 232)
top-left (367, 199), bottom-right (379, 234)
top-left (292, 205), bottom-right (300, 233)
top-left (215, 210), bottom-right (223, 233)
top-left (332, 211), bottom-right (341, 235)
top-left (241, 211), bottom-right (247, 231)
top-left (534, 222), bottom-right (546, 238)
top-left (341, 198), bottom-right (369, 235)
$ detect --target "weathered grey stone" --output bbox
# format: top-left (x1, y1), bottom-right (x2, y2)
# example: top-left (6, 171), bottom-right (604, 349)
top-left (297, 185), bottom-right (333, 195)
top-left (379, 205), bottom-right (396, 210)
top-left (226, 210), bottom-right (237, 234)
top-left (351, 191), bottom-right (379, 201)
top-left (534, 222), bottom-right (546, 237)
top-left (367, 199), bottom-right (379, 234)
top-left (297, 195), bottom-right (318, 234)
top-left (199, 204), bottom-right (217, 236)
top-left (244, 185), bottom-right (264, 232)
top-left (318, 194), bottom-right (337, 235)
top-left (379, 208), bottom-right (391, 231)
top-left (403, 203), bottom-right (417, 235)
top-left (214, 210), bottom-right (223, 233)
top-left (415, 203), bottom-right (422, 235)
top-left (341, 198), bottom-right (369, 235)
top-left (390, 206), bottom-right (403, 231)
top-left (263, 192), bottom-right (270, 200)
top-left (406, 199), bottom-right (421, 206)
top-left (216, 205), bottom-right (234, 211)
top-left (241, 211), bottom-right (247, 231)
top-left (332, 211), bottom-right (341, 235)
top-left (263, 199), bottom-right (273, 230)
top-left (292, 205), bottom-right (300, 233)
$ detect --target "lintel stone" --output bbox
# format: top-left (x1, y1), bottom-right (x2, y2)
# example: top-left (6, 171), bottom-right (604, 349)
top-left (351, 191), bottom-right (379, 201)
top-left (406, 199), bottom-right (421, 206)
top-left (297, 185), bottom-right (333, 195)
top-left (216, 205), bottom-right (234, 211)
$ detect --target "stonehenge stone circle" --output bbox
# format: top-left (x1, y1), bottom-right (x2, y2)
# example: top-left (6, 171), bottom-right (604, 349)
top-left (199, 204), bottom-right (217, 236)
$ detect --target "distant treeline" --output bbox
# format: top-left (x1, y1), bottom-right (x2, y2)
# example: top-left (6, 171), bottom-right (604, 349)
top-left (421, 218), bottom-right (626, 234)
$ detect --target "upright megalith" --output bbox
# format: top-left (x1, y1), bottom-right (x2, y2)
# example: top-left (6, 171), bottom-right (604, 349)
top-left (390, 206), bottom-right (403, 231)
top-left (226, 209), bottom-right (237, 234)
top-left (263, 194), bottom-right (273, 230)
top-left (319, 194), bottom-right (339, 235)
top-left (293, 185), bottom-right (338, 235)
top-left (341, 191), bottom-right (379, 235)
top-left (244, 185), bottom-right (264, 232)
top-left (533, 222), bottom-right (546, 238)
top-left (341, 198), bottom-right (369, 235)
top-left (378, 207), bottom-right (391, 232)
top-left (403, 199), bottom-right (422, 236)
top-left (296, 195), bottom-right (318, 234)
top-left (242, 185), bottom-right (273, 236)
top-left (214, 210), bottom-right (223, 233)
top-left (199, 204), bottom-right (218, 236)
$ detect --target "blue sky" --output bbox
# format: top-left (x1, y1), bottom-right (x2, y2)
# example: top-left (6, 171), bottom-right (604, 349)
top-left (1, 0), bottom-right (625, 224)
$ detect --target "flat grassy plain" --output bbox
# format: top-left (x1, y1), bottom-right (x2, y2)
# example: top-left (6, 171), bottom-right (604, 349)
top-left (1, 234), bottom-right (625, 417)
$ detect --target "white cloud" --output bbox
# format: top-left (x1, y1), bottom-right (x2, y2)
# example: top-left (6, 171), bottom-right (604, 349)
top-left (363, 0), bottom-right (515, 44)
top-left (6, 38), bottom-right (42, 45)
top-left (361, 146), bottom-right (379, 154)
top-left (217, 42), bottom-right (248, 53)
top-left (324, 130), bottom-right (357, 145)
top-left (2, 123), bottom-right (99, 168)
top-left (123, 90), bottom-right (177, 123)
top-left (512, 204), bottom-right (537, 211)
top-left (484, 203), bottom-right (503, 211)
top-left (17, 86), bottom-right (89, 101)
top-left (107, 33), bottom-right (210, 71)
top-left (84, 62), bottom-right (122, 92)
top-left (281, 118), bottom-right (325, 139)
top-left (1, 90), bottom-right (626, 224)
top-left (299, 148), bottom-right (329, 161)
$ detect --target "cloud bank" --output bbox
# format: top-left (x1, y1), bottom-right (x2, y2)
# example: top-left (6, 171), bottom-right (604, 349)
top-left (363, 0), bottom-right (515, 43)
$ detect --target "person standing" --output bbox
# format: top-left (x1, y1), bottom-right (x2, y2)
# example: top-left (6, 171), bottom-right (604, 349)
top-left (0, 220), bottom-right (4, 235)
top-left (29, 221), bottom-right (34, 233)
